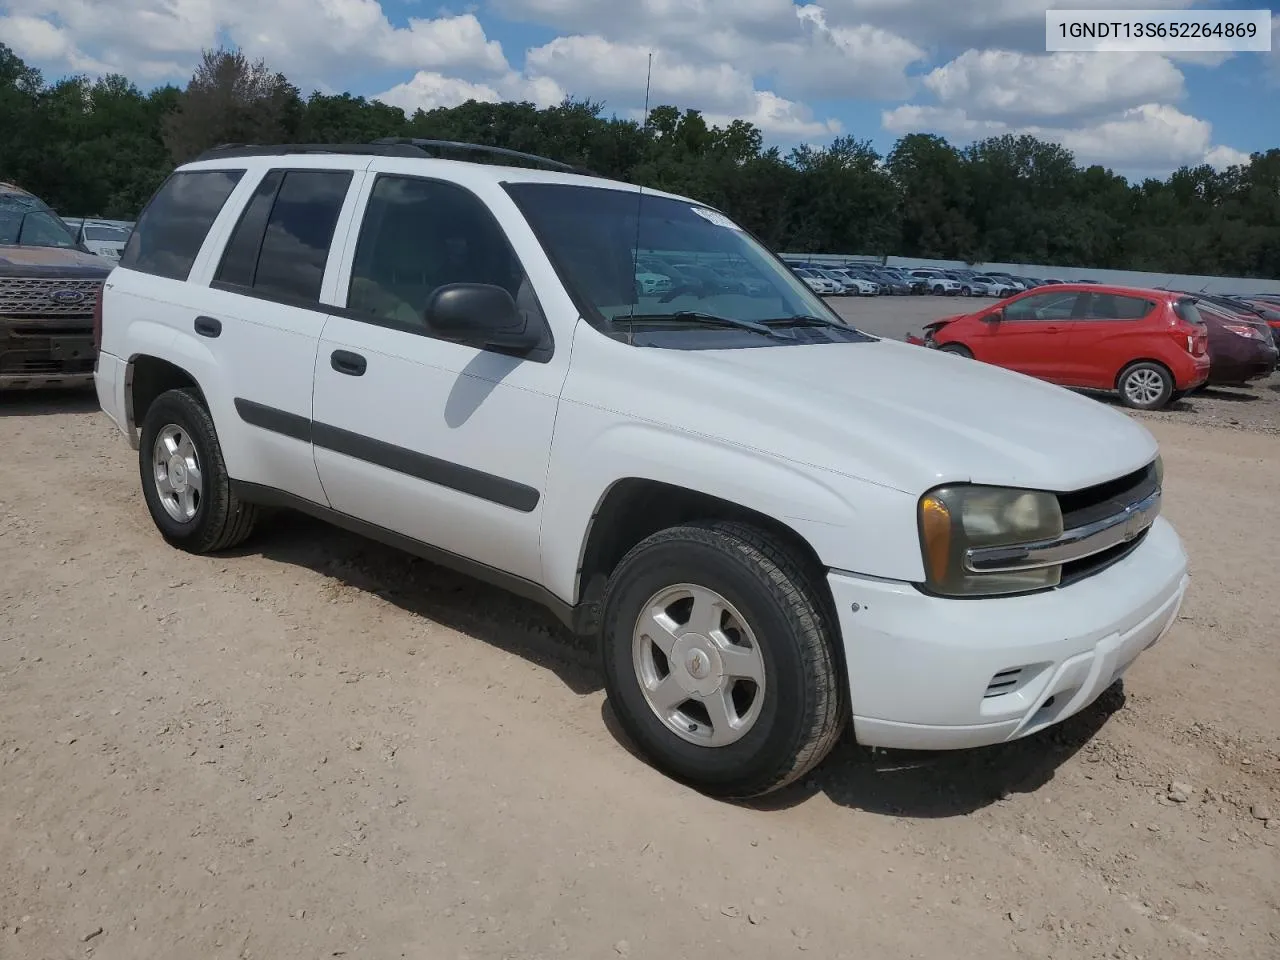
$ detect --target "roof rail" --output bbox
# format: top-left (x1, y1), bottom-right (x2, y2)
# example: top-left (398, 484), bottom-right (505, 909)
top-left (369, 137), bottom-right (593, 175)
top-left (193, 142), bottom-right (428, 162)
top-left (191, 139), bottom-right (597, 176)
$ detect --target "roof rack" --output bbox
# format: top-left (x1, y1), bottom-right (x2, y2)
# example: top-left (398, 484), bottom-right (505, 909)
top-left (194, 142), bottom-right (426, 162)
top-left (193, 139), bottom-right (596, 176)
top-left (370, 137), bottom-right (592, 175)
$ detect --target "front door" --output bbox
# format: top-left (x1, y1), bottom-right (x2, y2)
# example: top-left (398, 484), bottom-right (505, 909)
top-left (971, 290), bottom-right (1083, 380)
top-left (311, 171), bottom-right (571, 584)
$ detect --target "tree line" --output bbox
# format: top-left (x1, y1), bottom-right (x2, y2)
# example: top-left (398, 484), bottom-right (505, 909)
top-left (2, 44), bottom-right (1277, 278)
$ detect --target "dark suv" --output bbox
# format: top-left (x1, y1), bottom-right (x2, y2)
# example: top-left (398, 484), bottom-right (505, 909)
top-left (0, 182), bottom-right (112, 389)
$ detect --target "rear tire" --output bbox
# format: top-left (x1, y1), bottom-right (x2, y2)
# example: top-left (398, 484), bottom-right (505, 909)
top-left (937, 343), bottom-right (973, 359)
top-left (139, 387), bottom-right (259, 553)
top-left (1117, 362), bottom-right (1174, 410)
top-left (600, 521), bottom-right (846, 800)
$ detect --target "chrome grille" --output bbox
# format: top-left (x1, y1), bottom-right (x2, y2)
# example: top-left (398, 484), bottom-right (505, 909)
top-left (0, 278), bottom-right (101, 318)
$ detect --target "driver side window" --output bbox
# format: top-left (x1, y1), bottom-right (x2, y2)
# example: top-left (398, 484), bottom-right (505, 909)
top-left (1003, 292), bottom-right (1080, 322)
top-left (346, 175), bottom-right (543, 337)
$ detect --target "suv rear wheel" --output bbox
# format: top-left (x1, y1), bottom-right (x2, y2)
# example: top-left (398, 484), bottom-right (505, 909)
top-left (1117, 361), bottom-right (1174, 410)
top-left (139, 387), bottom-right (259, 553)
top-left (600, 521), bottom-right (846, 799)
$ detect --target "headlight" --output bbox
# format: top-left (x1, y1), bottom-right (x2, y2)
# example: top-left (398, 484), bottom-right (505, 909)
top-left (918, 486), bottom-right (1064, 597)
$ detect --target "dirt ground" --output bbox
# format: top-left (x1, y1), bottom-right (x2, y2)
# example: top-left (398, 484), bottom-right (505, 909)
top-left (2, 313), bottom-right (1278, 959)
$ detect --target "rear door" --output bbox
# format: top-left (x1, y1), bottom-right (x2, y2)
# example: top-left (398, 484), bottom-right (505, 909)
top-left (1064, 292), bottom-right (1158, 388)
top-left (968, 290), bottom-right (1082, 379)
top-left (183, 160), bottom-right (366, 503)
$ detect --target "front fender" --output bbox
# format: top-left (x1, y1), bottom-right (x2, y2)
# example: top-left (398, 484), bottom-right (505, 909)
top-left (539, 407), bottom-right (924, 604)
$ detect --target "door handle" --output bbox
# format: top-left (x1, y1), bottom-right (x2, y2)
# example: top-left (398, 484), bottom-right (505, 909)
top-left (194, 316), bottom-right (222, 338)
top-left (330, 350), bottom-right (367, 376)
top-left (1045, 325), bottom-right (1063, 333)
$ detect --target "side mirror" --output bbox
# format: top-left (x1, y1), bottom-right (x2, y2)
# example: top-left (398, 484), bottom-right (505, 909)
top-left (424, 283), bottom-right (539, 351)
top-left (983, 308), bottom-right (1003, 323)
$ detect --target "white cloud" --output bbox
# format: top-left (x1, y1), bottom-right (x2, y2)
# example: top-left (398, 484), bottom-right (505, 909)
top-left (814, 0), bottom-right (1203, 53)
top-left (374, 72), bottom-right (503, 114)
top-left (0, 0), bottom-right (509, 87)
top-left (704, 91), bottom-right (842, 138)
top-left (1204, 144), bottom-right (1251, 170)
top-left (921, 49), bottom-right (1186, 122)
top-left (525, 36), bottom-right (758, 114)
top-left (522, 35), bottom-right (841, 138)
top-left (374, 70), bottom-right (566, 114)
top-left (882, 102), bottom-right (1249, 175)
top-left (495, 0), bottom-right (926, 100)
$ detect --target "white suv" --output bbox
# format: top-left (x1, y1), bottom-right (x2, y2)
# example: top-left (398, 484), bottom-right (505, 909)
top-left (94, 140), bottom-right (1189, 799)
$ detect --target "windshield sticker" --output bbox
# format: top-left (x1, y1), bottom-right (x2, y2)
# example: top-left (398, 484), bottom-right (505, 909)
top-left (690, 207), bottom-right (742, 230)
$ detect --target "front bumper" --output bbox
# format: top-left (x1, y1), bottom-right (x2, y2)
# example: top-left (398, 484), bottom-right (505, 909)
top-left (0, 318), bottom-right (96, 389)
top-left (827, 517), bottom-right (1188, 751)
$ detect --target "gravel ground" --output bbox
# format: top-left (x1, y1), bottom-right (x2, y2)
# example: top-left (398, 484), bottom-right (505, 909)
top-left (829, 294), bottom-right (1280, 435)
top-left (1, 349), bottom-right (1277, 960)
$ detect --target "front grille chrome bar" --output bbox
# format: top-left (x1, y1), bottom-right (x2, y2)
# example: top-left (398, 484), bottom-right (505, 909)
top-left (964, 488), bottom-right (1161, 574)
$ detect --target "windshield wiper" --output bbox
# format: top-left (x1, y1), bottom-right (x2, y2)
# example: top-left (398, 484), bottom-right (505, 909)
top-left (622, 311), bottom-right (783, 338)
top-left (761, 314), bottom-right (852, 332)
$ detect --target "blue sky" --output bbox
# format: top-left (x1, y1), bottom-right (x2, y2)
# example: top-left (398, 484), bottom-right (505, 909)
top-left (1, 1), bottom-right (1275, 179)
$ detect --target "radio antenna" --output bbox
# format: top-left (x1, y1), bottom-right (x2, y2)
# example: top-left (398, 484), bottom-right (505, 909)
top-left (625, 51), bottom-right (654, 346)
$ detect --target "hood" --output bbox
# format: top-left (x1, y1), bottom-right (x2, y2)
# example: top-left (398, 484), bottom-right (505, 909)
top-left (0, 245), bottom-right (114, 278)
top-left (575, 333), bottom-right (1158, 496)
top-left (924, 313), bottom-right (966, 332)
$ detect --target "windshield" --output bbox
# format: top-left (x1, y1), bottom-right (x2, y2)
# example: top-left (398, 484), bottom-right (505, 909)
top-left (84, 225), bottom-right (130, 243)
top-left (0, 193), bottom-right (79, 249)
top-left (504, 182), bottom-right (852, 336)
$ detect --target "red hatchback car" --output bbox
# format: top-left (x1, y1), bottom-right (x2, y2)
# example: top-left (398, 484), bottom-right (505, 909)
top-left (922, 284), bottom-right (1211, 410)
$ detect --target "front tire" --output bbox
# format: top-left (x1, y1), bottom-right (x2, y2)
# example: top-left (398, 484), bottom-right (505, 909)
top-left (1117, 362), bottom-right (1174, 410)
top-left (600, 522), bottom-right (846, 800)
top-left (139, 387), bottom-right (259, 553)
top-left (937, 343), bottom-right (973, 358)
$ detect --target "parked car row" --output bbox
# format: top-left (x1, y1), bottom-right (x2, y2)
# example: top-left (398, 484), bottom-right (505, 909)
top-left (59, 217), bottom-right (134, 260)
top-left (909, 283), bottom-right (1276, 410)
top-left (783, 260), bottom-right (1100, 298)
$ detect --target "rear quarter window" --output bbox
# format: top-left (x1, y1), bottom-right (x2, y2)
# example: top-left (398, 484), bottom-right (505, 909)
top-left (1174, 299), bottom-right (1205, 326)
top-left (120, 169), bottom-right (245, 281)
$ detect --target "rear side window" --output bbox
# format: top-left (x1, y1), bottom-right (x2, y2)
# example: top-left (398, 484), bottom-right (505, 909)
top-left (120, 170), bottom-right (244, 281)
top-left (1174, 299), bottom-right (1205, 326)
top-left (215, 171), bottom-right (283, 288)
top-left (213, 169), bottom-right (352, 305)
top-left (1088, 294), bottom-right (1155, 320)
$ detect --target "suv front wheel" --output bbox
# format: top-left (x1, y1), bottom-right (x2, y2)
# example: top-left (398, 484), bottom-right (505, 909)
top-left (139, 387), bottom-right (259, 553)
top-left (600, 521), bottom-right (846, 799)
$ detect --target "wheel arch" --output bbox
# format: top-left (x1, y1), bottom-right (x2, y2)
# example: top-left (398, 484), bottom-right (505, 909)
top-left (126, 354), bottom-right (204, 436)
top-left (571, 477), bottom-right (835, 638)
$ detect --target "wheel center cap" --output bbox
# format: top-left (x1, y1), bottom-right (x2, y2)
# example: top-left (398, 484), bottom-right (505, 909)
top-left (686, 650), bottom-right (709, 680)
top-left (168, 455), bottom-right (187, 489)
top-left (669, 634), bottom-right (724, 697)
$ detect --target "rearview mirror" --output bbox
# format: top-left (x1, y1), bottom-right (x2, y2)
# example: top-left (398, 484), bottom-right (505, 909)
top-left (983, 308), bottom-right (1004, 323)
top-left (425, 283), bottom-right (540, 351)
